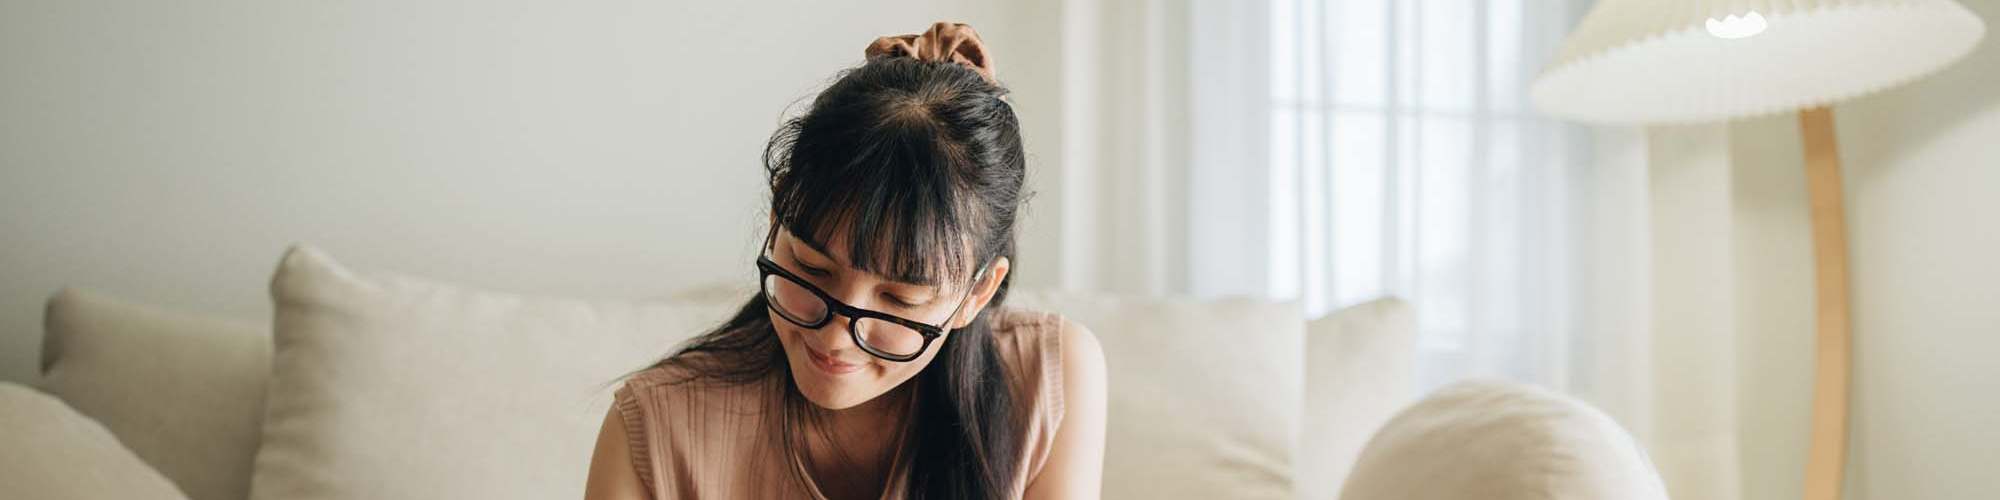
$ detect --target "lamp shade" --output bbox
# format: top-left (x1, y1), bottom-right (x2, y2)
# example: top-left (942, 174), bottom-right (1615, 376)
top-left (1531, 0), bottom-right (1986, 124)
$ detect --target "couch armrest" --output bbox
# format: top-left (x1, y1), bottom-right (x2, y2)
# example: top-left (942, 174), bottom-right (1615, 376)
top-left (0, 382), bottom-right (190, 500)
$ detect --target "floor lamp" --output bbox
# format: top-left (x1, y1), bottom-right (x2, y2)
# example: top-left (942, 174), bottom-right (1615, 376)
top-left (1528, 1), bottom-right (1986, 499)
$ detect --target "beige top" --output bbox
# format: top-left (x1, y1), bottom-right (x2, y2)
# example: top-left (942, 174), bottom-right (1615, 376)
top-left (613, 308), bottom-right (1066, 499)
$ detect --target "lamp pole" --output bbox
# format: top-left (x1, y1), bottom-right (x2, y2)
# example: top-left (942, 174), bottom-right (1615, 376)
top-left (1797, 106), bottom-right (1851, 500)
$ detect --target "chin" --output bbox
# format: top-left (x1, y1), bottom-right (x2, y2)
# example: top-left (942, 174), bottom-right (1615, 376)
top-left (792, 372), bottom-right (868, 410)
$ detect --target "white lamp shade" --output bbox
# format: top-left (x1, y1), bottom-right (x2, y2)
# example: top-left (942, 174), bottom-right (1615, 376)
top-left (1532, 0), bottom-right (1986, 125)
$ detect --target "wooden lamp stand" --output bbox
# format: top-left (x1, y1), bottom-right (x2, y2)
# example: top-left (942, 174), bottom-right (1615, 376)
top-left (1797, 107), bottom-right (1850, 500)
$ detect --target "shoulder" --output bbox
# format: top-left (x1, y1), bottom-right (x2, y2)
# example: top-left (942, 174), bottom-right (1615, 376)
top-left (988, 307), bottom-right (1104, 384)
top-left (613, 364), bottom-right (690, 413)
top-left (612, 363), bottom-right (777, 450)
top-left (1055, 319), bottom-right (1105, 410)
top-left (987, 307), bottom-right (1106, 425)
top-left (1036, 312), bottom-right (1104, 434)
top-left (605, 367), bottom-right (678, 497)
top-left (607, 362), bottom-right (795, 498)
top-left (585, 402), bottom-right (650, 499)
top-left (988, 306), bottom-right (1105, 383)
top-left (616, 362), bottom-right (773, 415)
top-left (987, 307), bottom-right (1107, 488)
top-left (988, 308), bottom-right (1063, 389)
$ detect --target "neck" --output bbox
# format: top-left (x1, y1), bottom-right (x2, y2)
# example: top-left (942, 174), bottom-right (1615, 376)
top-left (812, 380), bottom-right (913, 452)
top-left (798, 380), bottom-right (916, 497)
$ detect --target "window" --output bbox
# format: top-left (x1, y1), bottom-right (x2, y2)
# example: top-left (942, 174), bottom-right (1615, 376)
top-left (1266, 0), bottom-right (1588, 388)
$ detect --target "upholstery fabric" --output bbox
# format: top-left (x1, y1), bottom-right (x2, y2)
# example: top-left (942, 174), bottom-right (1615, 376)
top-left (248, 245), bottom-right (739, 500)
top-left (0, 382), bottom-right (191, 500)
top-left (40, 288), bottom-right (267, 500)
top-left (1007, 291), bottom-right (1304, 500)
top-left (1340, 380), bottom-right (1669, 500)
top-left (1297, 298), bottom-right (1418, 500)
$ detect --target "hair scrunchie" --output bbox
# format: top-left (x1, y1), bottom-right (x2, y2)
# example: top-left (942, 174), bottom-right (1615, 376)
top-left (864, 22), bottom-right (998, 85)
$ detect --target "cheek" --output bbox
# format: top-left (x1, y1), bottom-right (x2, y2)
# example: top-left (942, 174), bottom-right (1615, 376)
top-left (774, 319), bottom-right (947, 406)
top-left (852, 352), bottom-right (935, 402)
top-left (869, 354), bottom-right (925, 382)
top-left (883, 336), bottom-right (947, 379)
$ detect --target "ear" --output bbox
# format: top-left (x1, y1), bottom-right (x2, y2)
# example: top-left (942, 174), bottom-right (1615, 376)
top-left (948, 256), bottom-right (1010, 330)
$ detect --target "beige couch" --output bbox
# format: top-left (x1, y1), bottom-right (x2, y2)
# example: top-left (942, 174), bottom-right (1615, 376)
top-left (2, 244), bottom-right (1665, 500)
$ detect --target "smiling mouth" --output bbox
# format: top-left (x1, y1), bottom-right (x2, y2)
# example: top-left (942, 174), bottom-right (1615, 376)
top-left (805, 345), bottom-right (862, 375)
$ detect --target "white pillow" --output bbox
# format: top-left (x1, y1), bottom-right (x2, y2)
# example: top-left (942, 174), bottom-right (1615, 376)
top-left (249, 245), bottom-right (742, 500)
top-left (1339, 380), bottom-right (1669, 500)
top-left (1297, 297), bottom-right (1417, 500)
top-left (0, 382), bottom-right (191, 500)
top-left (1005, 291), bottom-right (1303, 500)
top-left (40, 288), bottom-right (268, 500)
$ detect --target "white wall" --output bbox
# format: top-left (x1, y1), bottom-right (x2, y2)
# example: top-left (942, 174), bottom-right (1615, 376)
top-left (1645, 123), bottom-right (1746, 500)
top-left (1728, 107), bottom-right (1818, 500)
top-left (1728, 1), bottom-right (2000, 497)
top-left (0, 0), bottom-right (1068, 385)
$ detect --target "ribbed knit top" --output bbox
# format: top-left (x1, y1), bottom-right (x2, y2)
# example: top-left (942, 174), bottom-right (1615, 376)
top-left (611, 308), bottom-right (1066, 499)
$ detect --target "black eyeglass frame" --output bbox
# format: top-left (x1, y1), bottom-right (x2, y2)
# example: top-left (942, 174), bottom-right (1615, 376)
top-left (755, 254), bottom-right (987, 362)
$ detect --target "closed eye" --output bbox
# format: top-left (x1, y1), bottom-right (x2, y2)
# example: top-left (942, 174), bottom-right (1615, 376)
top-left (883, 294), bottom-right (926, 308)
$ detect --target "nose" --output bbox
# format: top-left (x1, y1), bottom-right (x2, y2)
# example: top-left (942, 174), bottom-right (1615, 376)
top-left (806, 283), bottom-right (875, 354)
top-left (808, 314), bottom-right (860, 353)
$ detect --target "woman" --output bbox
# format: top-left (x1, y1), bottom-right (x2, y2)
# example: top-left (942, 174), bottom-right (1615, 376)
top-left (582, 22), bottom-right (1108, 500)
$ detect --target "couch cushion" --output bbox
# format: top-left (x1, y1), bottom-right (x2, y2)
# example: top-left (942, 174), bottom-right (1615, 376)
top-left (1339, 380), bottom-right (1668, 500)
top-left (0, 382), bottom-right (192, 500)
top-left (249, 245), bottom-right (741, 500)
top-left (40, 288), bottom-right (268, 500)
top-left (1297, 298), bottom-right (1416, 500)
top-left (1005, 291), bottom-right (1303, 500)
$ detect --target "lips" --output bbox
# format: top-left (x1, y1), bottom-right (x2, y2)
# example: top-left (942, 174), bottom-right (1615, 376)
top-left (805, 345), bottom-right (862, 375)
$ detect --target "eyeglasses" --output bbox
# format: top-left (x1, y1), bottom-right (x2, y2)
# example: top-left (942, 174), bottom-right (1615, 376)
top-left (756, 254), bottom-right (986, 362)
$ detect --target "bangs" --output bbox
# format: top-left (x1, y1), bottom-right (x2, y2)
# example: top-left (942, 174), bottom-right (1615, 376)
top-left (766, 101), bottom-right (984, 286)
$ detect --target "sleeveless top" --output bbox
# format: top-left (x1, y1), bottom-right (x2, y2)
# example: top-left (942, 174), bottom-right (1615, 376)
top-left (612, 308), bottom-right (1067, 499)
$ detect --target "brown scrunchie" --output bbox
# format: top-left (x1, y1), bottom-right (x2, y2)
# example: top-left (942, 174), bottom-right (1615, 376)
top-left (864, 22), bottom-right (998, 85)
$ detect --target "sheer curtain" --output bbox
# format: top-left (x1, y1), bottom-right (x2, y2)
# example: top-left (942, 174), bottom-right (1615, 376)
top-left (1174, 0), bottom-right (1714, 495)
top-left (1200, 0), bottom-right (1736, 496)
top-left (1050, 0), bottom-right (1718, 495)
top-left (1060, 0), bottom-right (1635, 394)
top-left (1177, 0), bottom-right (1703, 489)
top-left (1211, 0), bottom-right (1600, 391)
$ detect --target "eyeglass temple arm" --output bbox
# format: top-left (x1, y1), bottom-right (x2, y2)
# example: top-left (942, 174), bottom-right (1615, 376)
top-left (938, 265), bottom-right (990, 331)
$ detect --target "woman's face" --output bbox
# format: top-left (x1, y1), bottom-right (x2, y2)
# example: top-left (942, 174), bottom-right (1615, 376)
top-left (767, 228), bottom-right (1007, 411)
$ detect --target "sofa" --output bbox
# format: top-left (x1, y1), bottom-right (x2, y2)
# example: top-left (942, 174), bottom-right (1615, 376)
top-left (1, 244), bottom-right (1667, 499)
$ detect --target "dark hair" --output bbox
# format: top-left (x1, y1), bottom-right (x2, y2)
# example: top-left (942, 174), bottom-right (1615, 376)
top-left (646, 56), bottom-right (1028, 499)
